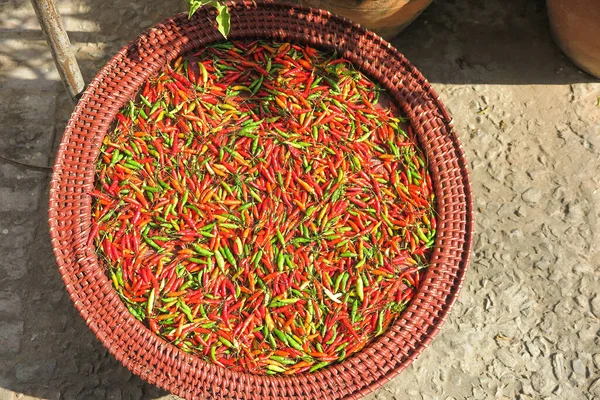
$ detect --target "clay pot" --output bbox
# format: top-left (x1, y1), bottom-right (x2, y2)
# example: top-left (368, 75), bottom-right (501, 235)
top-left (299, 0), bottom-right (432, 40)
top-left (547, 0), bottom-right (600, 78)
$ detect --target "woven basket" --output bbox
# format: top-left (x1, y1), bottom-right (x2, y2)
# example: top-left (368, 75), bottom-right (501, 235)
top-left (48, 2), bottom-right (473, 399)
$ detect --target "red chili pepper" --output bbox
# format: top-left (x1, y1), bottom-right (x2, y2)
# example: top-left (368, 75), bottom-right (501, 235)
top-left (92, 41), bottom-right (436, 375)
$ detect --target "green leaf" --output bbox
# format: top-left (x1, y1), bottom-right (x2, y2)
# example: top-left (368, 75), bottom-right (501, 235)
top-left (186, 0), bottom-right (200, 18)
top-left (184, 0), bottom-right (230, 38)
top-left (186, 0), bottom-right (214, 19)
top-left (213, 2), bottom-right (231, 38)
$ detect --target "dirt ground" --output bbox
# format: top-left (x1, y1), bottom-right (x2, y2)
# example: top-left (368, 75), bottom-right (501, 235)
top-left (0, 0), bottom-right (599, 399)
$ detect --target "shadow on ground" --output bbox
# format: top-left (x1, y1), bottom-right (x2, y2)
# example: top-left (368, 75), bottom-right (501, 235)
top-left (391, 0), bottom-right (597, 85)
top-left (0, 0), bottom-right (597, 399)
top-left (0, 3), bottom-right (181, 399)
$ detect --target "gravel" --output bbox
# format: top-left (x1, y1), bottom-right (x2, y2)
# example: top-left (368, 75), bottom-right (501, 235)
top-left (0, 0), bottom-right (598, 399)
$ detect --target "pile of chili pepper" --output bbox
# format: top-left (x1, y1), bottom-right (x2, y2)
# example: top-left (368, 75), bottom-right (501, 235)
top-left (90, 41), bottom-right (436, 375)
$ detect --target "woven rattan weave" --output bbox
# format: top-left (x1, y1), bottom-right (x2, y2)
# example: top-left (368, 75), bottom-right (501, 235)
top-left (49, 2), bottom-right (473, 398)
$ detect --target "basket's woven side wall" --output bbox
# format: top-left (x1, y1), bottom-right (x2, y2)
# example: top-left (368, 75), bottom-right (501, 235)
top-left (48, 2), bottom-right (473, 399)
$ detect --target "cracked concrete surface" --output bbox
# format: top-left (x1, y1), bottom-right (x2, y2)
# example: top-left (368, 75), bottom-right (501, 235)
top-left (0, 0), bottom-right (599, 399)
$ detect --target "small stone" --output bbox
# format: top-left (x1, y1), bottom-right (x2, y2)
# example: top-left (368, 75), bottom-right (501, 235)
top-left (106, 388), bottom-right (122, 400)
top-left (484, 295), bottom-right (493, 311)
top-left (0, 249), bottom-right (29, 280)
top-left (569, 374), bottom-right (587, 389)
top-left (47, 290), bottom-right (64, 304)
top-left (472, 386), bottom-right (487, 399)
top-left (90, 388), bottom-right (106, 399)
top-left (538, 241), bottom-right (554, 254)
top-left (564, 202), bottom-right (585, 225)
top-left (521, 381), bottom-right (534, 396)
top-left (0, 320), bottom-right (24, 354)
top-left (496, 348), bottom-right (517, 368)
top-left (61, 385), bottom-right (85, 400)
top-left (14, 361), bottom-right (56, 383)
top-left (47, 392), bottom-right (61, 400)
top-left (591, 296), bottom-right (600, 318)
top-left (554, 299), bottom-right (572, 314)
top-left (553, 384), bottom-right (563, 396)
top-left (525, 341), bottom-right (541, 358)
top-left (509, 229), bottom-right (523, 239)
top-left (572, 359), bottom-right (586, 376)
top-left (552, 353), bottom-right (566, 381)
top-left (573, 295), bottom-right (589, 310)
top-left (522, 188), bottom-right (542, 204)
top-left (76, 360), bottom-right (94, 375)
top-left (0, 288), bottom-right (22, 315)
top-left (1, 229), bottom-right (7, 234)
top-left (515, 205), bottom-right (528, 217)
top-left (534, 259), bottom-right (550, 271)
top-left (571, 83), bottom-right (598, 99)
top-left (590, 378), bottom-right (600, 396)
top-left (125, 387), bottom-right (143, 400)
top-left (531, 372), bottom-right (551, 394)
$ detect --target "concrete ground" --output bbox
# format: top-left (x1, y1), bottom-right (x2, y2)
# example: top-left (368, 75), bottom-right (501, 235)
top-left (0, 0), bottom-right (599, 399)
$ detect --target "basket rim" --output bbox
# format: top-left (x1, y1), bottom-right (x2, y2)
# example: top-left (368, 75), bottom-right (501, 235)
top-left (48, 2), bottom-right (473, 399)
